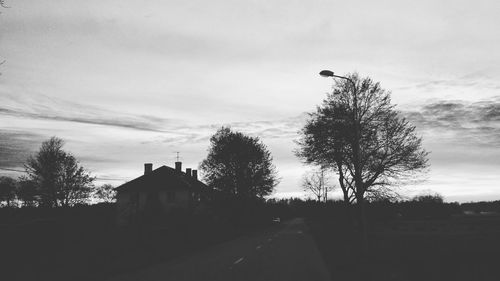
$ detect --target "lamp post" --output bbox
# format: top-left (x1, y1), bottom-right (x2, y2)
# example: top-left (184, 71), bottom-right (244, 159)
top-left (319, 69), bottom-right (367, 248)
top-left (319, 70), bottom-right (359, 150)
top-left (318, 69), bottom-right (359, 168)
top-left (319, 70), bottom-right (357, 106)
top-left (319, 69), bottom-right (360, 158)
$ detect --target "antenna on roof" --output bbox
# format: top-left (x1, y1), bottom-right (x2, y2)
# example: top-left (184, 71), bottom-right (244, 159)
top-left (174, 152), bottom-right (182, 171)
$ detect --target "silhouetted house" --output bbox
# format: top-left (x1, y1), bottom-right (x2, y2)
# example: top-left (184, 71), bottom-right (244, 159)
top-left (115, 162), bottom-right (207, 225)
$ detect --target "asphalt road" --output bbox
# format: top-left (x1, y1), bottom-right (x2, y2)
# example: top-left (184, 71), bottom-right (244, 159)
top-left (108, 218), bottom-right (331, 281)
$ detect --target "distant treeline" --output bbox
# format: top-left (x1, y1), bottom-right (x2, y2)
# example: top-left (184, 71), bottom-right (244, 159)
top-left (461, 200), bottom-right (500, 213)
top-left (265, 197), bottom-right (500, 221)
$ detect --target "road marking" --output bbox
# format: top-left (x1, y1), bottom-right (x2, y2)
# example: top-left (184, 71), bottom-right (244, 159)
top-left (256, 245), bottom-right (262, 250)
top-left (234, 257), bottom-right (244, 265)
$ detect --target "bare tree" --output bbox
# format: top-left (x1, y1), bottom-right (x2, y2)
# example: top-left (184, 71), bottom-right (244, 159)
top-left (302, 168), bottom-right (334, 202)
top-left (296, 73), bottom-right (429, 248)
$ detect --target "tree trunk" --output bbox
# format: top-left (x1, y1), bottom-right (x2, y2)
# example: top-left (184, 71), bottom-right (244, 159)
top-left (342, 189), bottom-right (349, 203)
top-left (356, 194), bottom-right (368, 254)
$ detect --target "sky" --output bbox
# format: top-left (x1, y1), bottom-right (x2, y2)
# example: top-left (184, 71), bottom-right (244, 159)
top-left (1, 0), bottom-right (499, 202)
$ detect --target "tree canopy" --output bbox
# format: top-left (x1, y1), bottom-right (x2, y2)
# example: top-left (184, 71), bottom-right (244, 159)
top-left (16, 177), bottom-right (38, 207)
top-left (296, 73), bottom-right (429, 204)
top-left (296, 73), bottom-right (428, 248)
top-left (94, 184), bottom-right (116, 203)
top-left (24, 137), bottom-right (94, 207)
top-left (200, 127), bottom-right (279, 199)
top-left (0, 176), bottom-right (17, 207)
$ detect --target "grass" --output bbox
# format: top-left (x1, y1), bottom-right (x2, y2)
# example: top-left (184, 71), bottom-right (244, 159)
top-left (1, 204), bottom-right (270, 281)
top-left (307, 214), bottom-right (500, 281)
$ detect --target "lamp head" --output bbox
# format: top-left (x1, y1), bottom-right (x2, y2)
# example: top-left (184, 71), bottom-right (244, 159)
top-left (319, 70), bottom-right (334, 77)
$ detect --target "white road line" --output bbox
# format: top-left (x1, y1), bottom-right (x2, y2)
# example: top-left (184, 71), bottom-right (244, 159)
top-left (234, 257), bottom-right (244, 265)
top-left (256, 245), bottom-right (262, 250)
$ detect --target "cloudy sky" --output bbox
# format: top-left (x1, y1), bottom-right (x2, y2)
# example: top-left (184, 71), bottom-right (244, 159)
top-left (1, 0), bottom-right (499, 202)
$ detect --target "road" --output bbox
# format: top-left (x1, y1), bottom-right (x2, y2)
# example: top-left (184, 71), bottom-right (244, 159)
top-left (107, 218), bottom-right (331, 281)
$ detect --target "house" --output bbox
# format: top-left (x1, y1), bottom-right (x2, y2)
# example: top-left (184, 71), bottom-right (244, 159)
top-left (115, 162), bottom-right (208, 225)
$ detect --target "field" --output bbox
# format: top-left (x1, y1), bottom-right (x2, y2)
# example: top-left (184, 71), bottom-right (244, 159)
top-left (308, 213), bottom-right (500, 281)
top-left (0, 203), bottom-right (268, 281)
top-left (2, 200), bottom-right (500, 281)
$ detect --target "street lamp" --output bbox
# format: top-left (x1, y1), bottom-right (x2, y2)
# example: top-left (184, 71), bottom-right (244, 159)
top-left (319, 69), bottom-right (361, 198)
top-left (319, 70), bottom-right (356, 93)
top-left (319, 70), bottom-right (334, 77)
top-left (319, 69), bottom-right (358, 114)
top-left (319, 69), bottom-right (358, 121)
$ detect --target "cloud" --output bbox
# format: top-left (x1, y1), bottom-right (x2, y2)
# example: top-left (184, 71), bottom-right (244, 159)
top-left (0, 130), bottom-right (46, 170)
top-left (404, 96), bottom-right (500, 147)
top-left (0, 92), bottom-right (182, 132)
top-left (225, 114), bottom-right (307, 139)
top-left (395, 70), bottom-right (500, 95)
top-left (141, 113), bottom-right (308, 147)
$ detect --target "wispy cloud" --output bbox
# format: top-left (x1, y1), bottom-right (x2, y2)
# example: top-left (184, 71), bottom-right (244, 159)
top-left (223, 114), bottom-right (307, 139)
top-left (0, 130), bottom-right (45, 169)
top-left (141, 113), bottom-right (308, 147)
top-left (404, 96), bottom-right (500, 147)
top-left (0, 92), bottom-right (182, 132)
top-left (396, 71), bottom-right (500, 93)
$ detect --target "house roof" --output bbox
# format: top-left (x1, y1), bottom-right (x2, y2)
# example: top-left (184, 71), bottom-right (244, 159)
top-left (115, 165), bottom-right (207, 193)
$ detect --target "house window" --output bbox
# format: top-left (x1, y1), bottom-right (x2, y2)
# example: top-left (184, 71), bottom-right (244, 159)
top-left (167, 191), bottom-right (176, 202)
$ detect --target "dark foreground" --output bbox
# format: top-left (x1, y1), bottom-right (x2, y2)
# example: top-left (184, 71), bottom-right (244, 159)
top-left (107, 218), bottom-right (331, 281)
top-left (1, 204), bottom-right (257, 281)
top-left (3, 200), bottom-right (500, 281)
top-left (308, 214), bottom-right (500, 281)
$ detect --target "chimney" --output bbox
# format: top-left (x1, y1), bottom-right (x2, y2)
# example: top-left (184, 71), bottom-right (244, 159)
top-left (144, 163), bottom-right (153, 175)
top-left (175, 161), bottom-right (182, 172)
top-left (192, 169), bottom-right (198, 181)
top-left (186, 168), bottom-right (192, 177)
